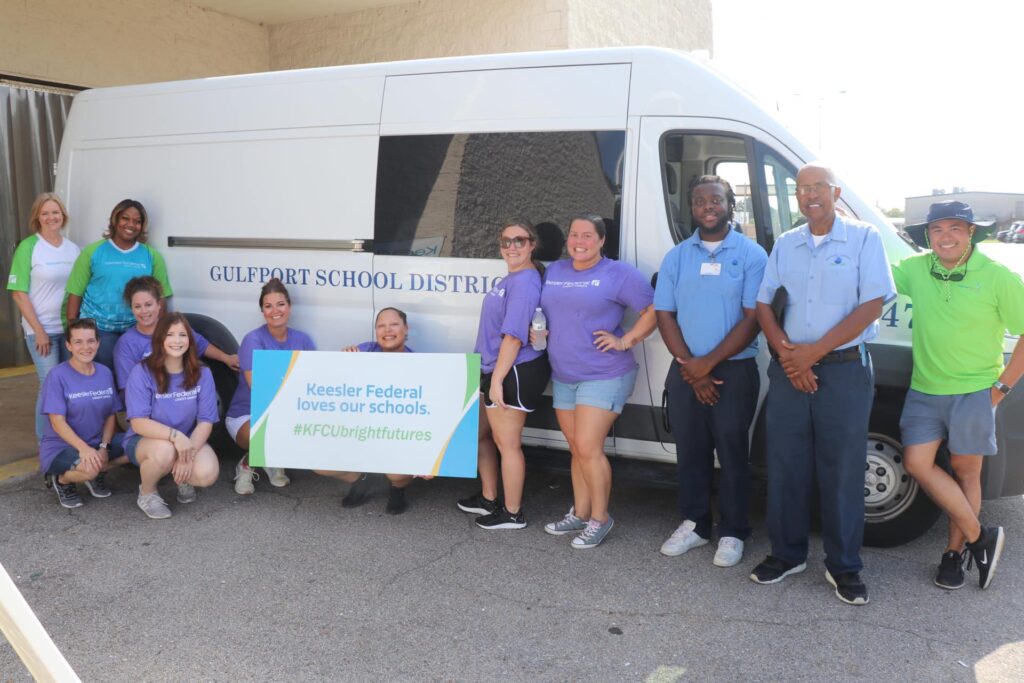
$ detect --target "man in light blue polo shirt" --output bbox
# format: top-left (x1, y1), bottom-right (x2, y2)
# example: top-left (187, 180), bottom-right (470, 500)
top-left (654, 175), bottom-right (767, 567)
top-left (751, 162), bottom-right (896, 606)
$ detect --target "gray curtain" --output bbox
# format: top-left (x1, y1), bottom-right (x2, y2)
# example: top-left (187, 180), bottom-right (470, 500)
top-left (0, 83), bottom-right (74, 368)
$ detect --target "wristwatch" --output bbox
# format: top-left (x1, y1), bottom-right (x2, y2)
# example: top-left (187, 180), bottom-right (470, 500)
top-left (993, 380), bottom-right (1013, 396)
top-left (98, 441), bottom-right (109, 450)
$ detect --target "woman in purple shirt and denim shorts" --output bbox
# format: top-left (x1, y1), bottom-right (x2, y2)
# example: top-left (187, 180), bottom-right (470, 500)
top-left (537, 213), bottom-right (656, 548)
top-left (457, 219), bottom-right (551, 530)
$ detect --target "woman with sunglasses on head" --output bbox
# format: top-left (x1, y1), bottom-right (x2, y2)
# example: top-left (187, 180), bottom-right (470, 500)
top-left (457, 219), bottom-right (550, 530)
top-left (122, 313), bottom-right (220, 519)
top-left (65, 199), bottom-right (173, 373)
top-left (7, 193), bottom-right (80, 440)
top-left (227, 278), bottom-right (316, 495)
top-left (536, 213), bottom-right (656, 548)
top-left (39, 318), bottom-right (123, 508)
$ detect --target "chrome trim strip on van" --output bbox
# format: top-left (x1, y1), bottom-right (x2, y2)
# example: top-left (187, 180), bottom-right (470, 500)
top-left (166, 236), bottom-right (370, 252)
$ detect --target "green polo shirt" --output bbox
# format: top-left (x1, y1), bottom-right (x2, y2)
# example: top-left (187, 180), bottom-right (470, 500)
top-left (893, 250), bottom-right (1024, 395)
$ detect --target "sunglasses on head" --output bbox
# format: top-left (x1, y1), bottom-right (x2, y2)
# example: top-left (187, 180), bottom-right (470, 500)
top-left (498, 236), bottom-right (533, 249)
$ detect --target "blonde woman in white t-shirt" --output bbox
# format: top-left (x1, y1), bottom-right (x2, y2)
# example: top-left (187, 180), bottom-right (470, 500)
top-left (5, 193), bottom-right (81, 438)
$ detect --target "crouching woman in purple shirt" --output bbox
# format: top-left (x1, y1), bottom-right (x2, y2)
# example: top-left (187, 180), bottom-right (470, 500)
top-left (123, 313), bottom-right (220, 519)
top-left (40, 318), bottom-right (123, 508)
top-left (537, 213), bottom-right (656, 548)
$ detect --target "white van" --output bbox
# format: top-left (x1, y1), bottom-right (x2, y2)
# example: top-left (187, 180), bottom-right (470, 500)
top-left (54, 47), bottom-right (1024, 546)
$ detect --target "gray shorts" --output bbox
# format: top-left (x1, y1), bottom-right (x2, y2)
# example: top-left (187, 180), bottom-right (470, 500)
top-left (899, 388), bottom-right (997, 456)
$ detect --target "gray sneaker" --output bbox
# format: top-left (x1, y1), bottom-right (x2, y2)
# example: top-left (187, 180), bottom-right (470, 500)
top-left (571, 516), bottom-right (615, 549)
top-left (84, 473), bottom-right (111, 498)
top-left (544, 507), bottom-right (587, 535)
top-left (176, 483), bottom-right (197, 504)
top-left (137, 487), bottom-right (172, 519)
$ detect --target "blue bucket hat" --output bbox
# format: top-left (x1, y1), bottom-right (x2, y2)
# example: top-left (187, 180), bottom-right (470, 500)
top-left (904, 200), bottom-right (995, 248)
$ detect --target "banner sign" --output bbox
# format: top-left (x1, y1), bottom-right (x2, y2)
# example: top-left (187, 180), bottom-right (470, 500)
top-left (248, 351), bottom-right (480, 477)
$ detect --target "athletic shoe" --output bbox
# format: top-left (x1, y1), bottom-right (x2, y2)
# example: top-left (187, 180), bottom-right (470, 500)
top-left (234, 459), bottom-right (257, 495)
top-left (544, 507), bottom-right (587, 535)
top-left (84, 473), bottom-right (111, 498)
top-left (385, 486), bottom-right (407, 515)
top-left (342, 473), bottom-right (375, 508)
top-left (749, 556), bottom-right (806, 585)
top-left (934, 550), bottom-right (966, 590)
top-left (966, 525), bottom-right (1005, 589)
top-left (571, 516), bottom-right (615, 549)
top-left (137, 487), bottom-right (172, 519)
top-left (263, 467), bottom-right (290, 487)
top-left (48, 475), bottom-right (83, 509)
top-left (475, 507), bottom-right (527, 530)
top-left (825, 570), bottom-right (869, 605)
top-left (713, 537), bottom-right (745, 567)
top-left (176, 483), bottom-right (197, 504)
top-left (659, 520), bottom-right (708, 556)
top-left (456, 492), bottom-right (499, 515)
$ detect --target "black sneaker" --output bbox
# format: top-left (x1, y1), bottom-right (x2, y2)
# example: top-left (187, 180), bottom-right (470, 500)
top-left (456, 492), bottom-right (499, 515)
top-left (749, 555), bottom-right (806, 585)
top-left (967, 525), bottom-right (1005, 589)
top-left (934, 550), bottom-right (966, 590)
top-left (475, 507), bottom-right (527, 530)
top-left (84, 473), bottom-right (112, 498)
top-left (825, 570), bottom-right (869, 605)
top-left (47, 475), bottom-right (83, 509)
top-left (341, 473), bottom-right (375, 508)
top-left (385, 486), bottom-right (407, 515)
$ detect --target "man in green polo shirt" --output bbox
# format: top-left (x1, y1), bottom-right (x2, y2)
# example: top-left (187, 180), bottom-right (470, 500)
top-left (896, 200), bottom-right (1024, 590)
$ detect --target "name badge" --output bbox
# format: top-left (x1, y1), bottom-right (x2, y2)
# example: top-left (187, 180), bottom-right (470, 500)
top-left (700, 262), bottom-right (722, 276)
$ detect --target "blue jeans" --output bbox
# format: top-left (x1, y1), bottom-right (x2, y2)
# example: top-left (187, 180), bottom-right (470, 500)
top-left (94, 329), bottom-right (123, 377)
top-left (26, 333), bottom-right (66, 440)
top-left (667, 358), bottom-right (759, 540)
top-left (765, 356), bottom-right (874, 575)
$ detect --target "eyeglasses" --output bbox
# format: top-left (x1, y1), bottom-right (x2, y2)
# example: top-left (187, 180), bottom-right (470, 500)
top-left (795, 182), bottom-right (836, 197)
top-left (499, 236), bottom-right (533, 249)
top-left (930, 264), bottom-right (966, 282)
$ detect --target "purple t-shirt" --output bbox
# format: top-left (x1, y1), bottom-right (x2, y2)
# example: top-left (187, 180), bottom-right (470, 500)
top-left (124, 364), bottom-right (218, 441)
top-left (474, 268), bottom-right (544, 373)
top-left (356, 341), bottom-right (414, 353)
top-left (39, 362), bottom-right (121, 471)
top-left (539, 257), bottom-right (654, 383)
top-left (113, 325), bottom-right (210, 390)
top-left (227, 325), bottom-right (317, 418)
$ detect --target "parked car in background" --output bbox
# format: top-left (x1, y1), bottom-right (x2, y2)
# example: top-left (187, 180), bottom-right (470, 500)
top-left (999, 221), bottom-right (1024, 242)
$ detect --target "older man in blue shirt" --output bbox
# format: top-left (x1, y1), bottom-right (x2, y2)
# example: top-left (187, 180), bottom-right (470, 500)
top-left (751, 162), bottom-right (896, 606)
top-left (654, 175), bottom-right (767, 568)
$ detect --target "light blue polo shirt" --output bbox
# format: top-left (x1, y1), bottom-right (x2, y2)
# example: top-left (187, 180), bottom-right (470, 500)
top-left (756, 214), bottom-right (896, 348)
top-left (655, 229), bottom-right (768, 359)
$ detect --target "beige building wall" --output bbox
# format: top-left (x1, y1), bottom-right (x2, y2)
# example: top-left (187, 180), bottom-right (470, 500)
top-left (269, 0), bottom-right (569, 70)
top-left (0, 0), bottom-right (268, 87)
top-left (566, 0), bottom-right (711, 53)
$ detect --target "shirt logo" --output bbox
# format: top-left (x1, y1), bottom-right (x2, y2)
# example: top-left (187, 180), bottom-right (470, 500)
top-left (7, 274), bottom-right (16, 284)
top-left (591, 280), bottom-right (601, 287)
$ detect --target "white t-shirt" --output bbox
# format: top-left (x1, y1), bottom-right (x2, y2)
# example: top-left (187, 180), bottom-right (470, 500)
top-left (6, 233), bottom-right (80, 336)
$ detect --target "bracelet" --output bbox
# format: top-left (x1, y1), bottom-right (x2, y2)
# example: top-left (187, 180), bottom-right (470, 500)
top-left (168, 428), bottom-right (177, 442)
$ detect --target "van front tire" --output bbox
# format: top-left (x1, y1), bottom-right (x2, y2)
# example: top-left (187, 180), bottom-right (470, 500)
top-left (862, 406), bottom-right (944, 548)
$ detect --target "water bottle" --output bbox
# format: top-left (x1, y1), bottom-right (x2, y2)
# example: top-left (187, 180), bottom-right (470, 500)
top-left (531, 307), bottom-right (547, 351)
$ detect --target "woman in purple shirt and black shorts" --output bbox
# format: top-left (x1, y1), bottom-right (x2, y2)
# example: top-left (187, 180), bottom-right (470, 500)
top-left (537, 213), bottom-right (656, 548)
top-left (457, 219), bottom-right (551, 530)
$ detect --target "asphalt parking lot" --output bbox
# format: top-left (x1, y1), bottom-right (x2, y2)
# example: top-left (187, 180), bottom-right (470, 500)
top-left (2, 452), bottom-right (1023, 682)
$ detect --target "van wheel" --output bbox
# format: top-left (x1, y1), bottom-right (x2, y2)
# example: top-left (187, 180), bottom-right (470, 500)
top-left (862, 407), bottom-right (943, 547)
top-left (184, 314), bottom-right (239, 421)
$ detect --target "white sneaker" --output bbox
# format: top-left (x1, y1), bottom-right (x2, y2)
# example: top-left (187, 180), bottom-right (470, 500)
top-left (713, 536), bottom-right (745, 567)
top-left (660, 520), bottom-right (708, 557)
top-left (234, 459), bottom-right (257, 495)
top-left (137, 487), bottom-right (172, 519)
top-left (264, 467), bottom-right (290, 487)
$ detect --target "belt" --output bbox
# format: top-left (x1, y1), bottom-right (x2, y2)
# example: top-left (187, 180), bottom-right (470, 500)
top-left (815, 346), bottom-right (862, 365)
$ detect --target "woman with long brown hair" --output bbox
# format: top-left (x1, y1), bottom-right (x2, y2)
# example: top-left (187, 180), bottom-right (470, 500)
top-left (122, 313), bottom-right (220, 519)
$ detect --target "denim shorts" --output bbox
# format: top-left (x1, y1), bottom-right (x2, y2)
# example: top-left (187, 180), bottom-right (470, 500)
top-left (123, 434), bottom-right (143, 467)
top-left (552, 367), bottom-right (638, 414)
top-left (899, 388), bottom-right (997, 456)
top-left (45, 433), bottom-right (125, 475)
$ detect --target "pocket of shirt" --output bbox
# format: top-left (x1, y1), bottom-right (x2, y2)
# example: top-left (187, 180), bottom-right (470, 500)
top-left (822, 260), bottom-right (857, 304)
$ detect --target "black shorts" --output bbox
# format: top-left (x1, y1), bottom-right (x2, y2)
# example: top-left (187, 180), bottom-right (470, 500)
top-left (480, 354), bottom-right (551, 412)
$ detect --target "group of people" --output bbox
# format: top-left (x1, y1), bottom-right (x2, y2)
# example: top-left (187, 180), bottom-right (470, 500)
top-left (7, 160), bottom-right (1022, 605)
